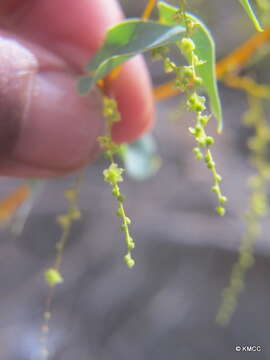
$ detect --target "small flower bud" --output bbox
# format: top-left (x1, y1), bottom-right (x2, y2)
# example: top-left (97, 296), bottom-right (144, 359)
top-left (117, 207), bottom-right (124, 217)
top-left (117, 194), bottom-right (125, 201)
top-left (216, 206), bottom-right (226, 216)
top-left (124, 253), bottom-right (135, 268)
top-left (44, 268), bottom-right (63, 287)
top-left (180, 37), bottom-right (195, 54)
top-left (57, 215), bottom-right (70, 229)
top-left (207, 161), bottom-right (215, 169)
top-left (194, 76), bottom-right (203, 86)
top-left (112, 187), bottom-right (119, 197)
top-left (211, 185), bottom-right (219, 194)
top-left (163, 58), bottom-right (176, 73)
top-left (220, 196), bottom-right (228, 204)
top-left (206, 136), bottom-right (214, 146)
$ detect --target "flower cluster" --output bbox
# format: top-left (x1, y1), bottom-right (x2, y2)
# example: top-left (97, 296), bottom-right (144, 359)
top-left (181, 37), bottom-right (227, 215)
top-left (99, 96), bottom-right (135, 268)
top-left (155, 34), bottom-right (227, 215)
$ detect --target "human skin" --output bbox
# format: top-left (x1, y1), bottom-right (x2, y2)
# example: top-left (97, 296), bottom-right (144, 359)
top-left (0, 0), bottom-right (154, 177)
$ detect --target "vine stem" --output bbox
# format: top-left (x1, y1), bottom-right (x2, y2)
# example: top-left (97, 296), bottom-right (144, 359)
top-left (142, 0), bottom-right (157, 19)
top-left (223, 74), bottom-right (270, 99)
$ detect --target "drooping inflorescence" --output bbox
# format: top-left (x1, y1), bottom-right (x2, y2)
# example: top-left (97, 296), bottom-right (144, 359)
top-left (216, 96), bottom-right (270, 326)
top-left (98, 96), bottom-right (135, 268)
top-left (41, 177), bottom-right (83, 358)
top-left (152, 13), bottom-right (227, 215)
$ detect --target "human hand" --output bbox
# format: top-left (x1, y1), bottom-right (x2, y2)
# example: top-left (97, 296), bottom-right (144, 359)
top-left (0, 0), bottom-right (154, 177)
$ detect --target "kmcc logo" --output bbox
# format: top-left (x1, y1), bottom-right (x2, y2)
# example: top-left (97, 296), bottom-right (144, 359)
top-left (236, 345), bottom-right (262, 352)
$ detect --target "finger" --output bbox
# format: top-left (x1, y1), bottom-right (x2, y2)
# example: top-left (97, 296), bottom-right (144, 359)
top-left (0, 35), bottom-right (103, 176)
top-left (2, 0), bottom-right (154, 142)
top-left (109, 56), bottom-right (154, 143)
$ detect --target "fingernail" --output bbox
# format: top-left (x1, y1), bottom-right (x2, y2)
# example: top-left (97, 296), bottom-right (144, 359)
top-left (0, 37), bottom-right (37, 158)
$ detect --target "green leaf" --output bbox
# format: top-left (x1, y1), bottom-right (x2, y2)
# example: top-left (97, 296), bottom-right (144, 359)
top-left (122, 134), bottom-right (161, 181)
top-left (158, 1), bottom-right (223, 132)
top-left (239, 0), bottom-right (263, 32)
top-left (78, 19), bottom-right (185, 94)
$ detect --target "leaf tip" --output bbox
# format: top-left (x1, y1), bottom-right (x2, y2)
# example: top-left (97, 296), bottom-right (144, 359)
top-left (217, 125), bottom-right (223, 134)
top-left (216, 116), bottom-right (223, 134)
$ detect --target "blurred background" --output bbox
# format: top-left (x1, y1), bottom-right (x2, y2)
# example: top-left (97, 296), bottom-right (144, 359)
top-left (1, 0), bottom-right (270, 359)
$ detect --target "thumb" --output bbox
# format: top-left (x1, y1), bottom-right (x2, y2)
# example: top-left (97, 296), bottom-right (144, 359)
top-left (0, 34), bottom-right (104, 177)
